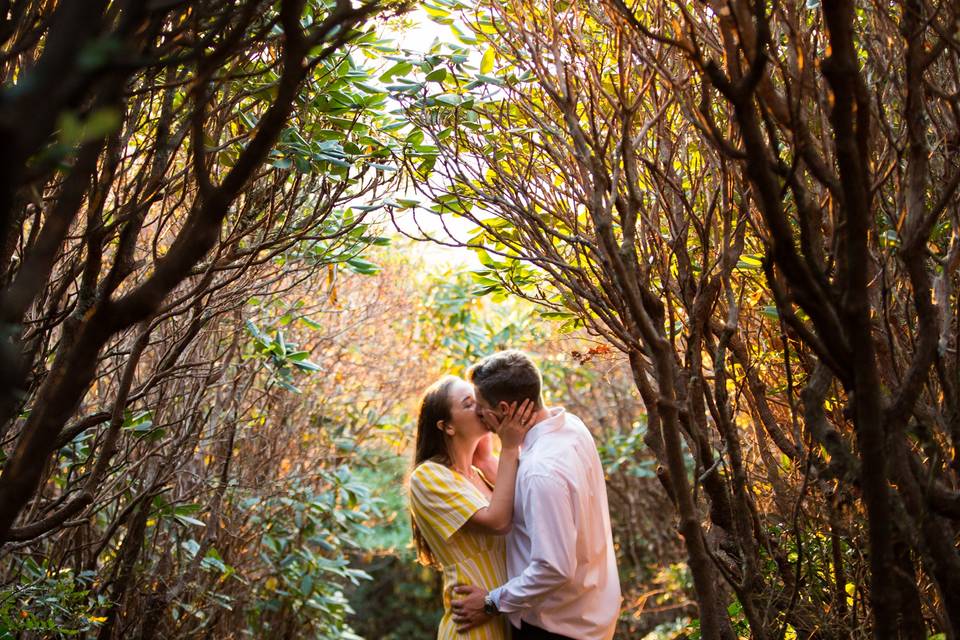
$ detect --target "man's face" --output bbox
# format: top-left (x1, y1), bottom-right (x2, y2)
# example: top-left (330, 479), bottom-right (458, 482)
top-left (472, 389), bottom-right (501, 431)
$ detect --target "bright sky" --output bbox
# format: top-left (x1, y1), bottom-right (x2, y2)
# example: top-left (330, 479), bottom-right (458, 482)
top-left (389, 6), bottom-right (455, 53)
top-left (378, 7), bottom-right (482, 269)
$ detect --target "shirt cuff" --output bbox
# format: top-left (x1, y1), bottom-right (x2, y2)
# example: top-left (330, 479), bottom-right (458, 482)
top-left (489, 586), bottom-right (503, 610)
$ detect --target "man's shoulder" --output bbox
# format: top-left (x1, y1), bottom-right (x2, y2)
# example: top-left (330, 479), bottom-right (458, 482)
top-left (558, 411), bottom-right (600, 450)
top-left (521, 440), bottom-right (586, 479)
top-left (563, 409), bottom-right (593, 430)
top-left (519, 448), bottom-right (568, 480)
top-left (531, 414), bottom-right (601, 471)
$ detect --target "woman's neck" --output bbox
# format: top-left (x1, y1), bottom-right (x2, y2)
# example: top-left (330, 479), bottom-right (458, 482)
top-left (446, 436), bottom-right (477, 476)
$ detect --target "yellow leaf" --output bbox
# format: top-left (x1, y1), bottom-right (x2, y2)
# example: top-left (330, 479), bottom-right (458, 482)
top-left (480, 47), bottom-right (495, 75)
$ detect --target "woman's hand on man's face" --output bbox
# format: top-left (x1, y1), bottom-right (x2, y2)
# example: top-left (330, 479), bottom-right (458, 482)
top-left (488, 399), bottom-right (535, 450)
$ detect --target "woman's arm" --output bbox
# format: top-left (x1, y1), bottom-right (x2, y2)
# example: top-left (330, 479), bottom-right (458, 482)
top-left (467, 447), bottom-right (519, 534)
top-left (465, 400), bottom-right (534, 535)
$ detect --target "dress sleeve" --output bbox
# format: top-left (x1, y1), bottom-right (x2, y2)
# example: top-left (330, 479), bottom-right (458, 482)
top-left (410, 462), bottom-right (489, 540)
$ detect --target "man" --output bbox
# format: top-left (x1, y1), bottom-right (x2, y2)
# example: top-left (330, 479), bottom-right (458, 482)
top-left (452, 350), bottom-right (622, 640)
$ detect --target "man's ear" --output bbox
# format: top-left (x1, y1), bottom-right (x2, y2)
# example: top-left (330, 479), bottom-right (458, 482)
top-left (496, 400), bottom-right (512, 415)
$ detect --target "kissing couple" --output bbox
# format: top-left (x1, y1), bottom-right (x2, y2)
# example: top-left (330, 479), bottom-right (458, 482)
top-left (409, 350), bottom-right (622, 640)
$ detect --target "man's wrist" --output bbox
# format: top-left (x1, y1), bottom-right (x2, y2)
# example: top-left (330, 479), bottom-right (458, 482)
top-left (483, 592), bottom-right (499, 615)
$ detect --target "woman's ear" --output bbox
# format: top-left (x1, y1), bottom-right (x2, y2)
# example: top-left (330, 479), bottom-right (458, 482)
top-left (437, 419), bottom-right (454, 436)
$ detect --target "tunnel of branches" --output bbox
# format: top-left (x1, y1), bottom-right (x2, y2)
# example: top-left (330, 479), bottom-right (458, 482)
top-left (0, 0), bottom-right (959, 638)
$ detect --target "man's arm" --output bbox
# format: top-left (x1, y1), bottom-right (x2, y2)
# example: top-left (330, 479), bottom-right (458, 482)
top-left (489, 472), bottom-right (576, 612)
top-left (451, 472), bottom-right (577, 631)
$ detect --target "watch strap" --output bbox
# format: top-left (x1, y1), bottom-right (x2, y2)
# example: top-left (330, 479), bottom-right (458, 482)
top-left (483, 593), bottom-right (499, 615)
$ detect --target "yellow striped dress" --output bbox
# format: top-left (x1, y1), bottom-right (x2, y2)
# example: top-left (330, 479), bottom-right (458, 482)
top-left (409, 460), bottom-right (510, 640)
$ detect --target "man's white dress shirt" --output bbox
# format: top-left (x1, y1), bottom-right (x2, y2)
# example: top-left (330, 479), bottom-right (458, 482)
top-left (489, 407), bottom-right (621, 640)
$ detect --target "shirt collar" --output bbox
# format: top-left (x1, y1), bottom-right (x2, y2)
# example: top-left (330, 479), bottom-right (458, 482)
top-left (522, 407), bottom-right (565, 451)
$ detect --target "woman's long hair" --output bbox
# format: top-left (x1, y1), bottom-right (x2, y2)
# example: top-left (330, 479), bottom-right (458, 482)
top-left (410, 375), bottom-right (458, 567)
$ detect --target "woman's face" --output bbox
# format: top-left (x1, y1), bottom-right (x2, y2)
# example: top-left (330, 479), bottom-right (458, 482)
top-left (443, 379), bottom-right (487, 440)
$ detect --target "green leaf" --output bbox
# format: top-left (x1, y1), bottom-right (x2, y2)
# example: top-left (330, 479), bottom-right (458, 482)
top-left (299, 575), bottom-right (314, 596)
top-left (434, 94), bottom-right (463, 107)
top-left (451, 24), bottom-right (478, 44)
top-left (174, 514), bottom-right (206, 527)
top-left (345, 257), bottom-right (381, 275)
top-left (122, 410), bottom-right (161, 440)
top-left (476, 74), bottom-right (505, 86)
top-left (379, 61), bottom-right (413, 82)
top-left (423, 3), bottom-right (450, 19)
top-left (174, 504), bottom-right (202, 516)
top-left (290, 353), bottom-right (322, 371)
top-left (58, 108), bottom-right (122, 146)
top-left (122, 410), bottom-right (153, 430)
top-left (425, 68), bottom-right (448, 82)
top-left (300, 316), bottom-right (322, 330)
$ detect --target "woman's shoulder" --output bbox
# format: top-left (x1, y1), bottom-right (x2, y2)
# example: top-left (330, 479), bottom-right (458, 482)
top-left (413, 459), bottom-right (448, 473)
top-left (410, 460), bottom-right (453, 486)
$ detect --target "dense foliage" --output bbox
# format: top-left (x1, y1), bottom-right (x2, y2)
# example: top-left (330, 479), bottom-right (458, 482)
top-left (389, 0), bottom-right (960, 637)
top-left (0, 0), bottom-right (418, 636)
top-left (1, 0), bottom-right (959, 638)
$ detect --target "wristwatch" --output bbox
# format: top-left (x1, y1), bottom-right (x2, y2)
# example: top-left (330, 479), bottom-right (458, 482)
top-left (483, 593), bottom-right (499, 615)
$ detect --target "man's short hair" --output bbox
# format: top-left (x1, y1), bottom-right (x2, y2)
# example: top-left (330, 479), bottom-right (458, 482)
top-left (468, 350), bottom-right (542, 408)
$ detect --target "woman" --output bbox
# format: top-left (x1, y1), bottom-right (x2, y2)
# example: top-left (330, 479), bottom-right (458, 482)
top-left (409, 375), bottom-right (534, 640)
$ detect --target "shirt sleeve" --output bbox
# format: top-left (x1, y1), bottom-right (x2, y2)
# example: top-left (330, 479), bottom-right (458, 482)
top-left (409, 462), bottom-right (489, 540)
top-left (489, 473), bottom-right (576, 612)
